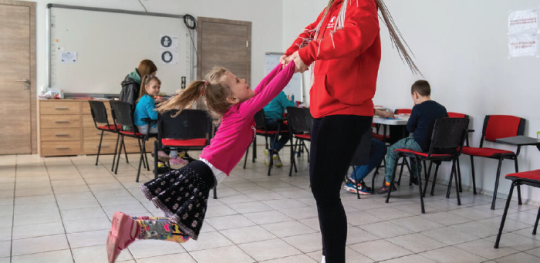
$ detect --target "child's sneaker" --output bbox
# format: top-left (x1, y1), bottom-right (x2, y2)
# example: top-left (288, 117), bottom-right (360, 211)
top-left (107, 212), bottom-right (138, 263)
top-left (343, 181), bottom-right (373, 195)
top-left (170, 156), bottom-right (188, 166)
top-left (273, 154), bottom-right (283, 167)
top-left (264, 149), bottom-right (271, 166)
top-left (378, 181), bottom-right (397, 194)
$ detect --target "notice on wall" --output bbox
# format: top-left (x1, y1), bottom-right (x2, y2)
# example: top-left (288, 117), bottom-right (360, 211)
top-left (159, 34), bottom-right (179, 49)
top-left (508, 9), bottom-right (538, 34)
top-left (160, 50), bottom-right (179, 64)
top-left (60, 51), bottom-right (77, 63)
top-left (508, 9), bottom-right (539, 58)
top-left (508, 34), bottom-right (538, 57)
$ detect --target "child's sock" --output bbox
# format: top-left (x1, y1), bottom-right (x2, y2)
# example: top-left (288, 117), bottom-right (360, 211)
top-left (133, 216), bottom-right (190, 243)
top-left (385, 181), bottom-right (391, 186)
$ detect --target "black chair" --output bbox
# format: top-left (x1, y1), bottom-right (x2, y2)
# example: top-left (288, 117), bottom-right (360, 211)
top-left (88, 101), bottom-right (127, 166)
top-left (153, 109), bottom-right (216, 198)
top-left (286, 107), bottom-right (312, 177)
top-left (386, 118), bottom-right (470, 213)
top-left (243, 109), bottom-right (289, 176)
top-left (347, 126), bottom-right (372, 199)
top-left (110, 101), bottom-right (156, 182)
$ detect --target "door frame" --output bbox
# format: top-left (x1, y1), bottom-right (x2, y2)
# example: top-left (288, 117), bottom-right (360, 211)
top-left (0, 0), bottom-right (37, 154)
top-left (196, 17), bottom-right (252, 86)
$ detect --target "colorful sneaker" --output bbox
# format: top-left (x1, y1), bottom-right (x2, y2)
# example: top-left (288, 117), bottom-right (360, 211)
top-left (273, 154), bottom-right (283, 167)
top-left (107, 212), bottom-right (138, 263)
top-left (170, 157), bottom-right (188, 166)
top-left (343, 181), bottom-right (358, 193)
top-left (378, 182), bottom-right (397, 194)
top-left (264, 149), bottom-right (271, 166)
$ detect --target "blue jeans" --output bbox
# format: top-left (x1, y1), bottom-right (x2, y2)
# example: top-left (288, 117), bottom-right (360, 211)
top-left (349, 138), bottom-right (387, 183)
top-left (265, 119), bottom-right (290, 152)
top-left (384, 137), bottom-right (423, 182)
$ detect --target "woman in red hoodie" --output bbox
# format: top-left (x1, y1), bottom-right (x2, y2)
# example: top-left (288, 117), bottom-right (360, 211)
top-left (283, 1), bottom-right (420, 262)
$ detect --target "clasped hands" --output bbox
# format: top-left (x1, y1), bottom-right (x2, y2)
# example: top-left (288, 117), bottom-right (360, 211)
top-left (280, 51), bottom-right (309, 73)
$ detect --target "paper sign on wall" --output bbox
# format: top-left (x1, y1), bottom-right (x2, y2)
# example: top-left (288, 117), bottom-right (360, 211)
top-left (159, 34), bottom-right (179, 49)
top-left (160, 50), bottom-right (179, 64)
top-left (61, 51), bottom-right (77, 63)
top-left (508, 9), bottom-right (539, 58)
top-left (508, 34), bottom-right (538, 57)
top-left (508, 9), bottom-right (538, 34)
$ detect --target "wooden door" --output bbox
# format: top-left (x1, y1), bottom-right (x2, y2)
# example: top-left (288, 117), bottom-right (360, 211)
top-left (0, 0), bottom-right (36, 154)
top-left (197, 17), bottom-right (251, 86)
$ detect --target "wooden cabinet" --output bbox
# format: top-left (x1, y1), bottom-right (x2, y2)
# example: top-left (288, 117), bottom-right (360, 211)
top-left (39, 99), bottom-right (153, 157)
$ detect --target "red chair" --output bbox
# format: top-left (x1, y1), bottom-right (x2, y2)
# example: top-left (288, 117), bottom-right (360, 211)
top-left (495, 170), bottom-right (540, 248)
top-left (461, 115), bottom-right (526, 210)
top-left (386, 118), bottom-right (470, 213)
top-left (395, 108), bottom-right (412, 115)
top-left (243, 110), bottom-right (289, 175)
top-left (286, 107), bottom-right (312, 177)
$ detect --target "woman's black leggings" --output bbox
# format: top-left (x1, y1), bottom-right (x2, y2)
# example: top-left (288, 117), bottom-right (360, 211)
top-left (310, 115), bottom-right (372, 263)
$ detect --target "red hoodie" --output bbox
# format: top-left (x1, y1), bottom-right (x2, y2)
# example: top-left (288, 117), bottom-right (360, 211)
top-left (285, 0), bottom-right (381, 118)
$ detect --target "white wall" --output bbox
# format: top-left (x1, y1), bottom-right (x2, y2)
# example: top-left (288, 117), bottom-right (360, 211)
top-left (283, 0), bottom-right (540, 204)
top-left (31, 0), bottom-right (283, 92)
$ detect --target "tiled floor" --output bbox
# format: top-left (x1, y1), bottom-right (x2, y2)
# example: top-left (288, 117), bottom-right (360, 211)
top-left (1, 149), bottom-right (540, 263)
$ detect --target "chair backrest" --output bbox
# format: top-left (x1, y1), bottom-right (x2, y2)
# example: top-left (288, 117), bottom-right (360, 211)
top-left (109, 100), bottom-right (135, 128)
top-left (447, 112), bottom-right (468, 118)
top-left (350, 126), bottom-right (372, 166)
top-left (481, 115), bottom-right (526, 144)
top-left (287, 107), bottom-right (311, 134)
top-left (428, 118), bottom-right (470, 155)
top-left (394, 108), bottom-right (412, 114)
top-left (88, 101), bottom-right (109, 125)
top-left (254, 110), bottom-right (267, 130)
top-left (158, 109), bottom-right (211, 141)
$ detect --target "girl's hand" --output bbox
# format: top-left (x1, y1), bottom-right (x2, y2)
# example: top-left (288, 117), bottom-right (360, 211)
top-left (291, 51), bottom-right (308, 73)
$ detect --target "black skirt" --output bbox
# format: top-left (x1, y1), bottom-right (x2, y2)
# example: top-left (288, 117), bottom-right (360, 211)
top-left (140, 160), bottom-right (215, 240)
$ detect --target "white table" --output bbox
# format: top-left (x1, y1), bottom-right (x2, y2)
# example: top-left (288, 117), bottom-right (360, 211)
top-left (373, 116), bottom-right (408, 126)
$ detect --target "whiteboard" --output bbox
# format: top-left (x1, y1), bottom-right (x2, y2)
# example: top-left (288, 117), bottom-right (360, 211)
top-left (265, 53), bottom-right (304, 102)
top-left (50, 7), bottom-right (193, 95)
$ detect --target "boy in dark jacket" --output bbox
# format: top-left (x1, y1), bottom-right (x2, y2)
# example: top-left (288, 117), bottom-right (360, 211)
top-left (379, 80), bottom-right (448, 194)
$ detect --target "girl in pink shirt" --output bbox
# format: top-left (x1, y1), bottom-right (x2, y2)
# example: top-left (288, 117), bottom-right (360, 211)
top-left (106, 62), bottom-right (296, 263)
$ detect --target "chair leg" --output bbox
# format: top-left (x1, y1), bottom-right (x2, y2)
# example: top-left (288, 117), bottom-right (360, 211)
top-left (144, 148), bottom-right (150, 171)
top-left (533, 205), bottom-right (540, 235)
top-left (386, 155), bottom-right (400, 204)
top-left (154, 141), bottom-right (159, 179)
top-left (123, 139), bottom-right (129, 164)
top-left (137, 139), bottom-right (146, 169)
top-left (514, 158), bottom-right (522, 205)
top-left (397, 158), bottom-right (406, 186)
top-left (353, 167), bottom-right (360, 200)
top-left (491, 159), bottom-right (504, 210)
top-left (252, 136), bottom-right (257, 162)
top-left (423, 161), bottom-right (433, 197)
top-left (446, 163), bottom-right (453, 199)
top-left (96, 130), bottom-right (104, 166)
top-left (114, 136), bottom-right (124, 174)
top-left (415, 157), bottom-right (426, 214)
top-left (470, 155), bottom-right (477, 195)
top-left (372, 161), bottom-right (383, 191)
top-left (136, 140), bottom-right (145, 182)
top-left (453, 159), bottom-right (461, 206)
top-left (243, 143), bottom-right (250, 169)
top-left (494, 182), bottom-right (516, 248)
top-left (289, 139), bottom-right (295, 177)
top-left (213, 187), bottom-right (218, 199)
top-left (430, 163), bottom-right (441, 196)
top-left (112, 133), bottom-right (120, 171)
top-left (457, 158), bottom-right (464, 193)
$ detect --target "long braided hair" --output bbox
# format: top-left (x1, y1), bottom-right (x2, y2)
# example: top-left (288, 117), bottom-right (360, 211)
top-left (310, 0), bottom-right (421, 75)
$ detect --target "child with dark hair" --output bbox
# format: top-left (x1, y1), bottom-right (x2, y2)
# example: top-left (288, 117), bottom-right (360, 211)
top-left (378, 80), bottom-right (448, 194)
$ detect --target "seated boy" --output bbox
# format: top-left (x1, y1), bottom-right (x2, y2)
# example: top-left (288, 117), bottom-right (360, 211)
top-left (343, 109), bottom-right (393, 195)
top-left (378, 80), bottom-right (448, 194)
top-left (263, 91), bottom-right (296, 167)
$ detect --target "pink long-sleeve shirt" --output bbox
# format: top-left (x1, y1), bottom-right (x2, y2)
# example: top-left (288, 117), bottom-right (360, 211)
top-left (199, 62), bottom-right (296, 175)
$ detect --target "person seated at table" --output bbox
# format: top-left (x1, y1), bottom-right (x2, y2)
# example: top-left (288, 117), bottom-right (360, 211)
top-left (263, 91), bottom-right (296, 167)
top-left (378, 80), bottom-right (448, 194)
top-left (343, 109), bottom-right (394, 195)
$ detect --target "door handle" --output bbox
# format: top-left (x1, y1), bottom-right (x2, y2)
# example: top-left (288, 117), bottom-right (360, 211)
top-left (15, 79), bottom-right (30, 90)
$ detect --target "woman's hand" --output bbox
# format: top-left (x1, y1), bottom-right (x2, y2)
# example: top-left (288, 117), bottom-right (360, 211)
top-left (290, 51), bottom-right (309, 73)
top-left (280, 54), bottom-right (288, 65)
top-left (376, 109), bottom-right (395, 119)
